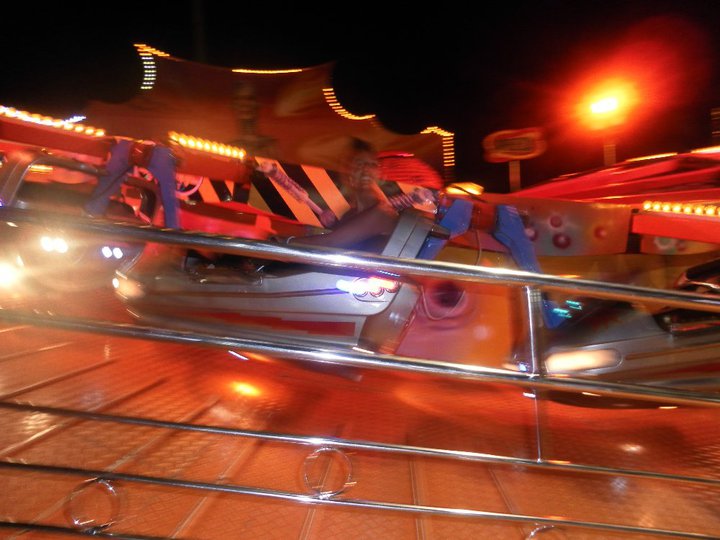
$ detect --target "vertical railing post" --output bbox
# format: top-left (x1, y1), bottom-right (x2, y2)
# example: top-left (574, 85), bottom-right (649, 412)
top-left (523, 286), bottom-right (547, 463)
top-left (523, 286), bottom-right (546, 377)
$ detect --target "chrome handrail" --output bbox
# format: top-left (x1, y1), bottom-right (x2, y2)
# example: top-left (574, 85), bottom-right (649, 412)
top-left (0, 307), bottom-right (717, 407)
top-left (2, 460), bottom-right (717, 539)
top-left (3, 206), bottom-right (720, 313)
top-left (2, 400), bottom-right (717, 487)
top-left (1, 208), bottom-right (719, 539)
top-left (0, 149), bottom-right (103, 207)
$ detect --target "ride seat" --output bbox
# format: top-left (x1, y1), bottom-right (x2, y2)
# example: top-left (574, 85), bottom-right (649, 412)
top-left (380, 199), bottom-right (473, 260)
top-left (357, 199), bottom-right (473, 354)
top-left (417, 198), bottom-right (473, 259)
top-left (380, 209), bottom-right (436, 258)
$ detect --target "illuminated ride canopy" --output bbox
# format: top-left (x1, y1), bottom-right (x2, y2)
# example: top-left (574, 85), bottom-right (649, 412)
top-left (82, 45), bottom-right (454, 183)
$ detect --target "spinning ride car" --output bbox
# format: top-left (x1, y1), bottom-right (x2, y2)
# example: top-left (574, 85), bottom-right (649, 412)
top-left (3, 104), bottom-right (720, 401)
top-left (0, 109), bottom-right (156, 291)
top-left (114, 193), bottom-right (473, 352)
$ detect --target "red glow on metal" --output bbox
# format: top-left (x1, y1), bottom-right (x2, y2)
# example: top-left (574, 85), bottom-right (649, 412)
top-left (189, 311), bottom-right (357, 336)
top-left (552, 233), bottom-right (571, 249)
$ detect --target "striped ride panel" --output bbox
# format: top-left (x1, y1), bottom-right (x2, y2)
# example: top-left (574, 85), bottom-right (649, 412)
top-left (191, 158), bottom-right (438, 227)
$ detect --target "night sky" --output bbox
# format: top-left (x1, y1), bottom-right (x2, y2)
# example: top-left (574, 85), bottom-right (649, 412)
top-left (2, 1), bottom-right (720, 190)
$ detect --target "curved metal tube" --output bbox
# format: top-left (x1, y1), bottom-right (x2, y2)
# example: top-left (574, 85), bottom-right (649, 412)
top-left (0, 149), bottom-right (103, 206)
top-left (2, 400), bottom-right (718, 488)
top-left (0, 307), bottom-right (718, 407)
top-left (3, 206), bottom-right (720, 314)
top-left (1, 461), bottom-right (716, 539)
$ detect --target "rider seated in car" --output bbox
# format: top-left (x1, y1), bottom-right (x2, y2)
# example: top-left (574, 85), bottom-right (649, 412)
top-left (282, 139), bottom-right (398, 250)
top-left (191, 139), bottom-right (400, 269)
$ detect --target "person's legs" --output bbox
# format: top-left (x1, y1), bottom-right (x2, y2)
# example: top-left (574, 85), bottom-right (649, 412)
top-left (291, 204), bottom-right (397, 249)
top-left (84, 139), bottom-right (133, 216)
top-left (146, 145), bottom-right (180, 229)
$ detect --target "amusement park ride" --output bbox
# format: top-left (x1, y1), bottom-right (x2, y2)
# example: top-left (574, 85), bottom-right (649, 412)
top-left (1, 103), bottom-right (720, 398)
top-left (2, 100), bottom-right (720, 539)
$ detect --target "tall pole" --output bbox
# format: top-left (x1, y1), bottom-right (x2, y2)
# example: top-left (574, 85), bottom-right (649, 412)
top-left (603, 137), bottom-right (616, 166)
top-left (508, 160), bottom-right (521, 191)
top-left (588, 95), bottom-right (624, 167)
top-left (192, 0), bottom-right (207, 63)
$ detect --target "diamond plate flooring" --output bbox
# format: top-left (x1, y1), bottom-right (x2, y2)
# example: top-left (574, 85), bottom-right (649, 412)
top-left (0, 285), bottom-right (718, 539)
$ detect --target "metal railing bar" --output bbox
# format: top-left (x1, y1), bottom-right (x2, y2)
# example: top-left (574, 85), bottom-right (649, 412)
top-left (0, 521), bottom-right (173, 539)
top-left (2, 401), bottom-right (717, 488)
top-left (12, 397), bottom-right (220, 540)
top-left (0, 307), bottom-right (718, 408)
top-left (0, 151), bottom-right (104, 211)
top-left (0, 378), bottom-right (167, 458)
top-left (3, 206), bottom-right (720, 313)
top-left (523, 286), bottom-right (548, 466)
top-left (1, 460), bottom-right (715, 539)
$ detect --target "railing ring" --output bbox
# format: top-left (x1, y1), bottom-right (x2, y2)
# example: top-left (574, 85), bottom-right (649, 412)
top-left (63, 477), bottom-right (122, 532)
top-left (302, 447), bottom-right (356, 500)
top-left (527, 525), bottom-right (567, 538)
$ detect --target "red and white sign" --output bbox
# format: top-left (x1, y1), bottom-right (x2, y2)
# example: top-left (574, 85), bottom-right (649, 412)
top-left (483, 127), bottom-right (546, 163)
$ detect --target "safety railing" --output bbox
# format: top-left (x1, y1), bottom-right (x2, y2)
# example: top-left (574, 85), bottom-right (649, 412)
top-left (0, 148), bottom-right (105, 208)
top-left (0, 206), bottom-right (719, 539)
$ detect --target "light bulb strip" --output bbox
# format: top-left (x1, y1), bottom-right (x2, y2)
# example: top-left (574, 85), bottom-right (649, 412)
top-left (168, 131), bottom-right (246, 160)
top-left (322, 87), bottom-right (375, 120)
top-left (0, 105), bottom-right (106, 137)
top-left (134, 43), bottom-right (169, 91)
top-left (641, 200), bottom-right (720, 217)
top-left (422, 126), bottom-right (456, 168)
top-left (232, 67), bottom-right (304, 74)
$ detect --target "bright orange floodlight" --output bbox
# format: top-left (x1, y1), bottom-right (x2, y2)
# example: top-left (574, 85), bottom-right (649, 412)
top-left (590, 97), bottom-right (619, 115)
top-left (575, 79), bottom-right (639, 165)
top-left (578, 79), bottom-right (638, 132)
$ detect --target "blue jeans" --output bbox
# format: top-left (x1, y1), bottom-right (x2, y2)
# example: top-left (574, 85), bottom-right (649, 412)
top-left (84, 139), bottom-right (180, 229)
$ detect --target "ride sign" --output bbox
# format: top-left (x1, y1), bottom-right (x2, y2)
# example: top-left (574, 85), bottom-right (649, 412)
top-left (483, 128), bottom-right (546, 163)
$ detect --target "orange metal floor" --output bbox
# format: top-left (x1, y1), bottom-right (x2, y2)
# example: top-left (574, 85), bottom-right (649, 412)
top-left (0, 284), bottom-right (719, 539)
